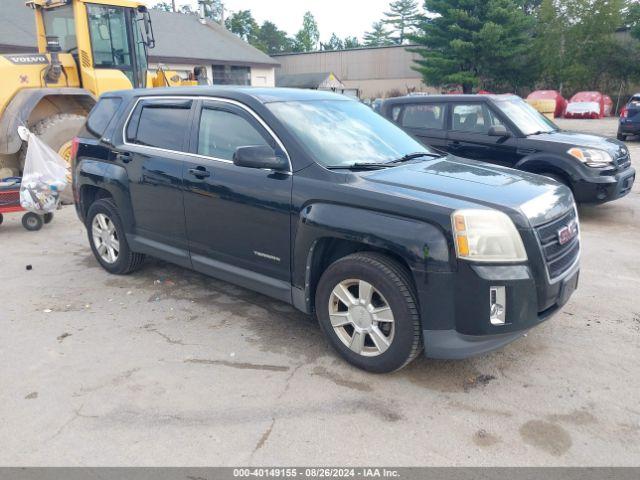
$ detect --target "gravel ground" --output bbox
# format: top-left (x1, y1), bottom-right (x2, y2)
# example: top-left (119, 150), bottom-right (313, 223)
top-left (0, 118), bottom-right (638, 466)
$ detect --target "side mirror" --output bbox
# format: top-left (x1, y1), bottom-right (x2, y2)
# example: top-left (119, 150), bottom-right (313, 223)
top-left (488, 125), bottom-right (509, 137)
top-left (233, 145), bottom-right (288, 171)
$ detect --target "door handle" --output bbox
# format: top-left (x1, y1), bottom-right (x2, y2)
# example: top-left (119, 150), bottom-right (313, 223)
top-left (116, 152), bottom-right (132, 163)
top-left (188, 166), bottom-right (211, 179)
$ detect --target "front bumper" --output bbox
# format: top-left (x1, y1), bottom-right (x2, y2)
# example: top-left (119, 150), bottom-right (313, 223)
top-left (573, 167), bottom-right (635, 203)
top-left (417, 260), bottom-right (579, 360)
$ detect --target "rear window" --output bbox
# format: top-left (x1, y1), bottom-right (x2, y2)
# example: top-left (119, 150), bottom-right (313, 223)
top-left (127, 101), bottom-right (192, 150)
top-left (401, 104), bottom-right (446, 129)
top-left (87, 97), bottom-right (122, 136)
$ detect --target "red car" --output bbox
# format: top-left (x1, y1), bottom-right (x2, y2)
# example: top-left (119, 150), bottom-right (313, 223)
top-left (565, 91), bottom-right (612, 119)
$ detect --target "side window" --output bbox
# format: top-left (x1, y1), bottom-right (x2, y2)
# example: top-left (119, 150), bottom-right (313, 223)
top-left (87, 97), bottom-right (122, 136)
top-left (401, 103), bottom-right (446, 129)
top-left (197, 108), bottom-right (269, 160)
top-left (452, 104), bottom-right (504, 133)
top-left (128, 102), bottom-right (192, 150)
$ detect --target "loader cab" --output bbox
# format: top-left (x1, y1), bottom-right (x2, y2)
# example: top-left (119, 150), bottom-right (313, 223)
top-left (32, 0), bottom-right (155, 95)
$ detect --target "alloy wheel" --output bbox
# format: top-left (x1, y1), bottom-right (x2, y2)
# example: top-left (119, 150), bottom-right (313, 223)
top-left (328, 279), bottom-right (395, 357)
top-left (92, 213), bottom-right (120, 264)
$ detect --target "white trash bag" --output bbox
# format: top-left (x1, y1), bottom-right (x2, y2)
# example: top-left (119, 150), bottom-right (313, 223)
top-left (18, 126), bottom-right (68, 215)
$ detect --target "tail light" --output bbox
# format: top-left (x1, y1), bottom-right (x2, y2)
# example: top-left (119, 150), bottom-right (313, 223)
top-left (620, 107), bottom-right (628, 118)
top-left (70, 136), bottom-right (80, 165)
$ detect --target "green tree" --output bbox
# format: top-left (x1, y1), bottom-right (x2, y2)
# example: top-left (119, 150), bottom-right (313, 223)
top-left (254, 21), bottom-right (293, 54)
top-left (201, 0), bottom-right (224, 23)
top-left (151, 2), bottom-right (173, 12)
top-left (411, 0), bottom-right (536, 93)
top-left (364, 21), bottom-right (394, 46)
top-left (629, 1), bottom-right (640, 40)
top-left (322, 33), bottom-right (345, 51)
top-left (383, 0), bottom-right (421, 44)
top-left (225, 10), bottom-right (259, 42)
top-left (293, 11), bottom-right (320, 52)
top-left (343, 36), bottom-right (361, 49)
top-left (533, 0), bottom-right (565, 88)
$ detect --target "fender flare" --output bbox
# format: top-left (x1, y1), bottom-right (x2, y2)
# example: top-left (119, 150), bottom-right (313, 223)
top-left (75, 159), bottom-right (135, 234)
top-left (0, 88), bottom-right (96, 155)
top-left (515, 153), bottom-right (580, 183)
top-left (292, 202), bottom-right (452, 313)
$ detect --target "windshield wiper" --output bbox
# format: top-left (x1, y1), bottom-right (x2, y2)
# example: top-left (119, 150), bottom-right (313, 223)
top-left (326, 163), bottom-right (392, 170)
top-left (326, 152), bottom-right (442, 171)
top-left (387, 152), bottom-right (443, 164)
top-left (528, 130), bottom-right (556, 136)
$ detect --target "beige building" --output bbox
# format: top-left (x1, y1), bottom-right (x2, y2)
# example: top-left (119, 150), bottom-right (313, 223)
top-left (273, 45), bottom-right (435, 99)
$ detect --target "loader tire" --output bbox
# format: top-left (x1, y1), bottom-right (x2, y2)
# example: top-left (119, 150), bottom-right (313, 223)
top-left (19, 113), bottom-right (86, 205)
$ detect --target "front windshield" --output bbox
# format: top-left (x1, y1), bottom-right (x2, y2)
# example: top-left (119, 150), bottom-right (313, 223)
top-left (494, 97), bottom-right (558, 136)
top-left (267, 100), bottom-right (435, 167)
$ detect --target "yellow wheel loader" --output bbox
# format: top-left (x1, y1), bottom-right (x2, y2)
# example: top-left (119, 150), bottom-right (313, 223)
top-left (0, 0), bottom-right (199, 181)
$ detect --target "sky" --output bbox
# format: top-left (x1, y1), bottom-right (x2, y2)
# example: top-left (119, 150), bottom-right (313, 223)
top-left (146, 0), bottom-right (393, 42)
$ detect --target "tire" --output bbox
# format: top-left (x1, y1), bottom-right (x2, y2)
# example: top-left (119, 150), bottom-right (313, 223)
top-left (617, 133), bottom-right (626, 141)
top-left (0, 213), bottom-right (3, 225)
top-left (19, 113), bottom-right (86, 205)
top-left (22, 212), bottom-right (43, 231)
top-left (315, 252), bottom-right (423, 373)
top-left (43, 212), bottom-right (54, 224)
top-left (86, 198), bottom-right (145, 275)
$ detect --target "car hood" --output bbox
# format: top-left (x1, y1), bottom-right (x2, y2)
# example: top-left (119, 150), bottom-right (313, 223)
top-left (358, 156), bottom-right (575, 227)
top-left (529, 130), bottom-right (626, 156)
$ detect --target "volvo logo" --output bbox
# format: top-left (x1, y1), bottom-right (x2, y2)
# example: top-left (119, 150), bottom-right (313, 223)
top-left (557, 220), bottom-right (578, 245)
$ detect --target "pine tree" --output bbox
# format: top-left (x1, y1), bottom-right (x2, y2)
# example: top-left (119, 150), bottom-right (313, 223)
top-left (383, 0), bottom-right (421, 44)
top-left (411, 0), bottom-right (535, 93)
top-left (293, 12), bottom-right (320, 52)
top-left (364, 21), bottom-right (394, 46)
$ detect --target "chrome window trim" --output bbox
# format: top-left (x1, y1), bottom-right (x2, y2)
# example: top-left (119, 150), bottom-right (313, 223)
top-left (121, 95), bottom-right (292, 172)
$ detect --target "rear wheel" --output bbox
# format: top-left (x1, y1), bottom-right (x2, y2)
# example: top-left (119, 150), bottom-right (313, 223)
top-left (43, 212), bottom-right (54, 224)
top-left (22, 212), bottom-right (43, 231)
top-left (19, 113), bottom-right (86, 205)
top-left (86, 198), bottom-right (145, 274)
top-left (617, 133), bottom-right (627, 141)
top-left (0, 213), bottom-right (3, 225)
top-left (315, 252), bottom-right (423, 373)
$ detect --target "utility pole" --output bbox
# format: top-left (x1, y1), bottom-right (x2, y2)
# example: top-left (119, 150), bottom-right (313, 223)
top-left (171, 0), bottom-right (176, 12)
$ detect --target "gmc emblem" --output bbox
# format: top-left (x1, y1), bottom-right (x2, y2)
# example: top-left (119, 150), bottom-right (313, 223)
top-left (557, 220), bottom-right (578, 245)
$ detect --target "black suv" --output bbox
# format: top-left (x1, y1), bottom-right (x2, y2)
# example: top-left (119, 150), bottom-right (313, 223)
top-left (381, 95), bottom-right (635, 203)
top-left (73, 87), bottom-right (579, 373)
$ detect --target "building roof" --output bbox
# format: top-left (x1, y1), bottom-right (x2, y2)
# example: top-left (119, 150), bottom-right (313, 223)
top-left (276, 72), bottom-right (345, 89)
top-left (148, 10), bottom-right (278, 67)
top-left (0, 0), bottom-right (278, 67)
top-left (0, 0), bottom-right (38, 53)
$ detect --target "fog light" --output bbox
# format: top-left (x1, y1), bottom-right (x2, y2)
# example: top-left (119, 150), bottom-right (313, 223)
top-left (490, 286), bottom-right (506, 325)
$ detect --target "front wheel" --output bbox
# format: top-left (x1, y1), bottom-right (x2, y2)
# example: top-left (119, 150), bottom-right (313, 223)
top-left (315, 252), bottom-right (423, 373)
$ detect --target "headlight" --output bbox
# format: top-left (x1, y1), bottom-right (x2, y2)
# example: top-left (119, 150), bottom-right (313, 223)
top-left (567, 147), bottom-right (613, 168)
top-left (451, 209), bottom-right (527, 262)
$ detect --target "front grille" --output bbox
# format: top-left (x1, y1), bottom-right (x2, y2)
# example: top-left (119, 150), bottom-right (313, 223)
top-left (615, 152), bottom-right (631, 171)
top-left (535, 208), bottom-right (580, 280)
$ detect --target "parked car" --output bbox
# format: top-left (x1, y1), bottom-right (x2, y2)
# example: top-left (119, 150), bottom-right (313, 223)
top-left (381, 94), bottom-right (635, 203)
top-left (73, 87), bottom-right (580, 373)
top-left (526, 90), bottom-right (567, 118)
top-left (565, 91), bottom-right (612, 119)
top-left (618, 93), bottom-right (640, 141)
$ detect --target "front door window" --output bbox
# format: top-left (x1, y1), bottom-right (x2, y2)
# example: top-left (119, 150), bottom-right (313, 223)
top-left (87, 4), bottom-right (145, 88)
